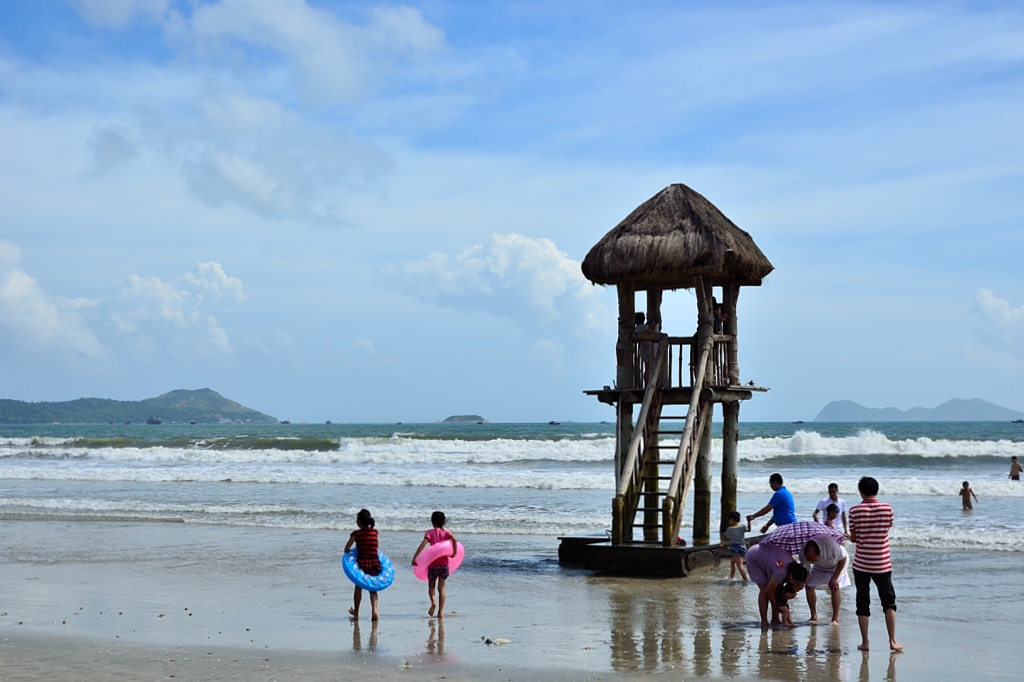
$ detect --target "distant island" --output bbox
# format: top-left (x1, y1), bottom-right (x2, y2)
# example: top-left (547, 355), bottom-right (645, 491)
top-left (0, 389), bottom-right (279, 424)
top-left (442, 415), bottom-right (488, 423)
top-left (815, 398), bottom-right (1024, 422)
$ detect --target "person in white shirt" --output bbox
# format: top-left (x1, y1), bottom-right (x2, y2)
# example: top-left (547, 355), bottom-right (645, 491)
top-left (812, 483), bottom-right (848, 535)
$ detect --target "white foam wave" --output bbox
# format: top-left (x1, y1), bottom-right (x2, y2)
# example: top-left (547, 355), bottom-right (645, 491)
top-left (0, 437), bottom-right (616, 465)
top-left (736, 429), bottom-right (1024, 461)
top-left (4, 431), bottom-right (1020, 467)
top-left (0, 463), bottom-right (616, 489)
top-left (0, 436), bottom-right (78, 447)
top-left (0, 497), bottom-right (609, 535)
top-left (891, 527), bottom-right (1024, 552)
top-left (737, 477), bottom-right (1024, 497)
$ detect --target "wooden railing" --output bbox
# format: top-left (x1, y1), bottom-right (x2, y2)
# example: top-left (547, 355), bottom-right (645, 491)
top-left (632, 334), bottom-right (736, 389)
top-left (611, 340), bottom-right (667, 544)
top-left (661, 335), bottom-right (714, 545)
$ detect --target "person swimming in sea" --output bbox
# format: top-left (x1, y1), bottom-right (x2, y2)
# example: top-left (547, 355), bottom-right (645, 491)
top-left (959, 481), bottom-right (979, 510)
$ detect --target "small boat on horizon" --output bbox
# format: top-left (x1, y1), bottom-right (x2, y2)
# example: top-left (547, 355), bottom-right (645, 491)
top-left (146, 416), bottom-right (162, 425)
top-left (793, 420), bottom-right (804, 424)
top-left (1013, 419), bottom-right (1024, 424)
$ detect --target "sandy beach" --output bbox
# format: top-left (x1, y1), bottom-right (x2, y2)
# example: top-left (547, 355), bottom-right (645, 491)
top-left (3, 520), bottom-right (1023, 681)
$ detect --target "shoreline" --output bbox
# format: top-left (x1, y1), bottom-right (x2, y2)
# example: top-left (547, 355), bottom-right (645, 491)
top-left (3, 520), bottom-right (1024, 679)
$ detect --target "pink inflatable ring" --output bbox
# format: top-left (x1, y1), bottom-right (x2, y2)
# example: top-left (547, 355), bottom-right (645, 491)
top-left (412, 540), bottom-right (464, 582)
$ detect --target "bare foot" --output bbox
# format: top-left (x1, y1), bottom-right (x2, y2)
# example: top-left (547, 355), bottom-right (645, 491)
top-left (428, 604), bottom-right (436, 617)
top-left (348, 607), bottom-right (358, 619)
top-left (857, 642), bottom-right (869, 651)
top-left (889, 640), bottom-right (904, 651)
top-left (437, 612), bottom-right (444, 619)
top-left (830, 619), bottom-right (840, 626)
top-left (371, 614), bottom-right (379, 622)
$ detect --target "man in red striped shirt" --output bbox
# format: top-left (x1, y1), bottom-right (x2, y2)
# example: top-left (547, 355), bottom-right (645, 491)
top-left (848, 476), bottom-right (904, 651)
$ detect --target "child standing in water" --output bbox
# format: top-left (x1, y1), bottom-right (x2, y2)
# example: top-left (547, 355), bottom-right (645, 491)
top-left (720, 511), bottom-right (749, 581)
top-left (344, 509), bottom-right (381, 621)
top-left (824, 503), bottom-right (841, 529)
top-left (775, 581), bottom-right (798, 627)
top-left (412, 511), bottom-right (458, 618)
top-left (959, 481), bottom-right (979, 510)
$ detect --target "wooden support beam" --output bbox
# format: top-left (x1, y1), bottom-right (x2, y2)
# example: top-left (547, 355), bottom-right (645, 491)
top-left (616, 283), bottom-right (636, 390)
top-left (693, 402), bottom-right (714, 546)
top-left (720, 401), bottom-right (739, 534)
top-left (612, 495), bottom-right (625, 546)
top-left (724, 284), bottom-right (740, 385)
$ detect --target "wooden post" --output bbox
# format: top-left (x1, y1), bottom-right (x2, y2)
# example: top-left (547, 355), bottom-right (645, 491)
top-left (724, 284), bottom-right (740, 385)
top-left (613, 284), bottom-right (636, 545)
top-left (693, 402), bottom-right (713, 546)
top-left (720, 401), bottom-right (739, 535)
top-left (616, 400), bottom-right (633, 543)
top-left (612, 495), bottom-right (625, 545)
top-left (687, 277), bottom-right (713, 545)
top-left (616, 283), bottom-right (636, 390)
top-left (646, 288), bottom-right (662, 329)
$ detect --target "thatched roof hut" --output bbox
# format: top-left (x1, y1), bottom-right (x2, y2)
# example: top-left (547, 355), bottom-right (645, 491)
top-left (581, 184), bottom-right (773, 289)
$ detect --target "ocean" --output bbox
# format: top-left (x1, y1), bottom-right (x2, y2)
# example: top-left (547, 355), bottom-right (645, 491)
top-left (3, 420), bottom-right (1022, 552)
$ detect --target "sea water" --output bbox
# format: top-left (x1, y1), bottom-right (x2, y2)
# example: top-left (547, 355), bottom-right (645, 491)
top-left (2, 421), bottom-right (1022, 552)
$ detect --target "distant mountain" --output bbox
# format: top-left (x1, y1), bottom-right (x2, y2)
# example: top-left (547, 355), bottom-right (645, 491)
top-left (443, 415), bottom-right (488, 423)
top-left (0, 389), bottom-right (279, 424)
top-left (815, 398), bottom-right (1024, 422)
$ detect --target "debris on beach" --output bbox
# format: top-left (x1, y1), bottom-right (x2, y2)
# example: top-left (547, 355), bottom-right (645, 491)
top-left (397, 659), bottom-right (413, 669)
top-left (480, 636), bottom-right (511, 646)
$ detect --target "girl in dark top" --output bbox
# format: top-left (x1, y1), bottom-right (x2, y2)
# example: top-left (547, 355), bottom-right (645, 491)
top-left (344, 508), bottom-right (381, 620)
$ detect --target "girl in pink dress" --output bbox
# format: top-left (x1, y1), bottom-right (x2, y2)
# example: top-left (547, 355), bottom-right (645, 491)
top-left (412, 511), bottom-right (458, 618)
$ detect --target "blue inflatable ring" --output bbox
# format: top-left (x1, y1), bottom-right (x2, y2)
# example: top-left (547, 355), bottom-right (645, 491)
top-left (342, 549), bottom-right (395, 592)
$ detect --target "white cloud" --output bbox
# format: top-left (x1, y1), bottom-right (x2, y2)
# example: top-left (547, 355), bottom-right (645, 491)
top-left (385, 233), bottom-right (607, 341)
top-left (106, 261), bottom-right (246, 355)
top-left (161, 89), bottom-right (393, 222)
top-left (169, 0), bottom-right (448, 104)
top-left (0, 239), bottom-right (107, 359)
top-left (974, 289), bottom-right (1024, 360)
top-left (977, 289), bottom-right (1024, 324)
top-left (72, 0), bottom-right (170, 29)
top-left (179, 261), bottom-right (246, 303)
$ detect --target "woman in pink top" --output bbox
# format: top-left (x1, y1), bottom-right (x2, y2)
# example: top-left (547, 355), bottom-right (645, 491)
top-left (412, 511), bottom-right (458, 618)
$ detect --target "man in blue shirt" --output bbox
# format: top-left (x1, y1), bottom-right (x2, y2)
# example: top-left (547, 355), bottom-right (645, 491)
top-left (747, 473), bottom-right (797, 534)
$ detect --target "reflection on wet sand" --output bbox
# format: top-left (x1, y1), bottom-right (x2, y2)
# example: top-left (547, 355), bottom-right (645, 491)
top-left (607, 579), bottom-right (746, 675)
top-left (605, 577), bottom-right (874, 679)
top-left (352, 620), bottom-right (378, 651)
top-left (426, 618), bottom-right (445, 656)
top-left (805, 625), bottom-right (846, 680)
top-left (859, 650), bottom-right (900, 682)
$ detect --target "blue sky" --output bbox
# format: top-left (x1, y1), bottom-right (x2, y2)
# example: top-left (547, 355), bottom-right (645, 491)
top-left (1, 0), bottom-right (1022, 422)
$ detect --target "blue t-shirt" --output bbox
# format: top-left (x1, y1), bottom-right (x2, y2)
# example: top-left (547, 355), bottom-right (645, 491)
top-left (769, 486), bottom-right (797, 525)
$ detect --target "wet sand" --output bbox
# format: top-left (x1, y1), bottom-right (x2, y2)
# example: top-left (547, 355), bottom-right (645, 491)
top-left (2, 521), bottom-right (1022, 680)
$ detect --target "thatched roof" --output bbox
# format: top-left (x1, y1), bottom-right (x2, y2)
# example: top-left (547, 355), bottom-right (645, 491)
top-left (581, 184), bottom-right (773, 288)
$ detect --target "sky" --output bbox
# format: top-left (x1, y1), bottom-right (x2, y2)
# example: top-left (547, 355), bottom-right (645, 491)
top-left (1, 0), bottom-right (1023, 423)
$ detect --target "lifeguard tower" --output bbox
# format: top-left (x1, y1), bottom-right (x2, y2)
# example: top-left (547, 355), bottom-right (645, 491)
top-left (559, 184), bottom-right (773, 576)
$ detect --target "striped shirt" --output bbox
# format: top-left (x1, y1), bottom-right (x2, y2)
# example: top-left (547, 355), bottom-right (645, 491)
top-left (849, 498), bottom-right (893, 573)
top-left (351, 527), bottom-right (381, 575)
